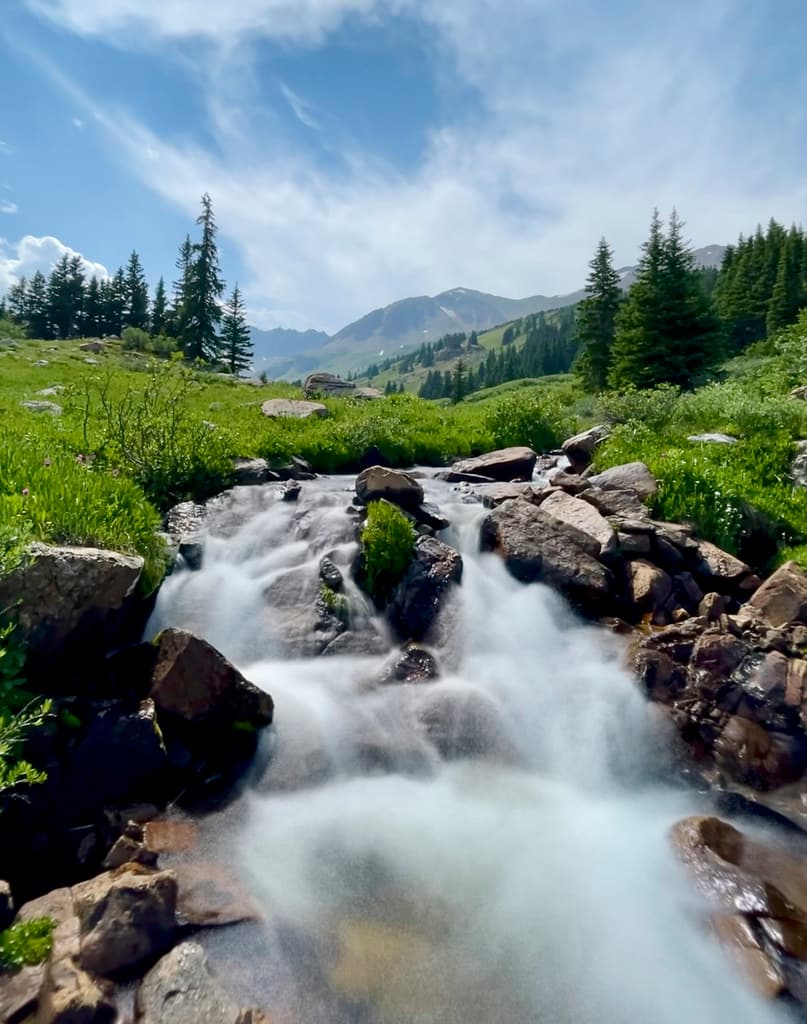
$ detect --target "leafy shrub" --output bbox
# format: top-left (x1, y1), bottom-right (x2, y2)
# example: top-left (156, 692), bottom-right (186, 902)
top-left (0, 700), bottom-right (51, 802)
top-left (483, 388), bottom-right (573, 453)
top-left (361, 501), bottom-right (416, 605)
top-left (121, 326), bottom-right (150, 352)
top-left (0, 918), bottom-right (54, 970)
top-left (597, 384), bottom-right (682, 430)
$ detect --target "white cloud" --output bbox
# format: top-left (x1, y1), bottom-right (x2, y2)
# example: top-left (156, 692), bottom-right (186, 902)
top-left (19, 1), bottom-right (807, 331)
top-left (278, 81), bottom-right (319, 131)
top-left (0, 140), bottom-right (11, 154)
top-left (0, 201), bottom-right (18, 215)
top-left (0, 235), bottom-right (109, 295)
top-left (72, 117), bottom-right (84, 129)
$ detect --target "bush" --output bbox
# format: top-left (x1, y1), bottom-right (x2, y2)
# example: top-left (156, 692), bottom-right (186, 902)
top-left (597, 384), bottom-right (682, 430)
top-left (0, 701), bottom-right (51, 802)
top-left (483, 388), bottom-right (573, 453)
top-left (121, 326), bottom-right (150, 352)
top-left (0, 918), bottom-right (54, 970)
top-left (361, 501), bottom-right (416, 605)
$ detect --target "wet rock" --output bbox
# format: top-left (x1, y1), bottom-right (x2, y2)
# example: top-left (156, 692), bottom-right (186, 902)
top-left (712, 914), bottom-right (785, 1000)
top-left (628, 560), bottom-right (673, 617)
top-left (747, 561), bottom-right (807, 627)
top-left (480, 499), bottom-right (615, 618)
top-left (587, 461), bottom-right (658, 500)
top-left (472, 482), bottom-right (539, 508)
top-left (319, 556), bottom-right (343, 591)
top-left (411, 502), bottom-right (450, 531)
top-left (435, 470), bottom-right (495, 484)
top-left (21, 399), bottom-right (62, 415)
top-left (178, 539), bottom-right (204, 571)
top-left (450, 446), bottom-right (538, 483)
top-left (389, 536), bottom-right (463, 642)
top-left (280, 480), bottom-right (302, 502)
top-left (415, 686), bottom-right (518, 762)
top-left (172, 862), bottom-right (260, 928)
top-left (136, 941), bottom-right (243, 1024)
top-left (232, 458), bottom-right (277, 486)
top-left (355, 465), bottom-right (424, 511)
top-left (690, 633), bottom-right (748, 676)
top-left (150, 629), bottom-right (274, 728)
top-left (561, 424), bottom-right (610, 474)
top-left (713, 717), bottom-right (806, 789)
top-left (260, 398), bottom-right (328, 419)
top-left (379, 644), bottom-right (440, 685)
top-left (72, 867), bottom-right (177, 977)
top-left (164, 501), bottom-right (207, 542)
top-left (0, 880), bottom-right (13, 930)
top-left (321, 631), bottom-right (388, 657)
top-left (540, 490), bottom-right (618, 556)
top-left (699, 592), bottom-right (727, 621)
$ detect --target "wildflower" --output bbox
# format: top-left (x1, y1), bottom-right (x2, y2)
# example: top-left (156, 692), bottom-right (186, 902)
top-left (21, 487), bottom-right (29, 497)
top-left (76, 453), bottom-right (85, 463)
top-left (110, 468), bottom-right (120, 478)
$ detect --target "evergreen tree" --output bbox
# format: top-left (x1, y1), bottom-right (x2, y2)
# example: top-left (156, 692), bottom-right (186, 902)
top-left (767, 227), bottom-right (803, 336)
top-left (151, 277), bottom-right (168, 336)
top-left (101, 269), bottom-right (126, 336)
top-left (82, 276), bottom-right (103, 337)
top-left (27, 272), bottom-right (50, 339)
top-left (124, 250), bottom-right (149, 330)
top-left (7, 277), bottom-right (28, 325)
top-left (182, 194), bottom-right (224, 362)
top-left (574, 237), bottom-right (621, 390)
top-left (171, 235), bottom-right (194, 340)
top-left (46, 254), bottom-right (85, 339)
top-left (220, 284), bottom-right (253, 374)
top-left (452, 359), bottom-right (466, 403)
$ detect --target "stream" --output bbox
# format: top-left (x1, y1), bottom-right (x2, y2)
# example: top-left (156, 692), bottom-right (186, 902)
top-left (146, 472), bottom-right (791, 1023)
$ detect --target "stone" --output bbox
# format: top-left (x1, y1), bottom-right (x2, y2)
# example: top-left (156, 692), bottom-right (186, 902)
top-left (711, 914), bottom-right (785, 1000)
top-left (561, 424), bottom-right (610, 473)
top-left (618, 531), bottom-right (652, 555)
top-left (319, 556), bottom-right (343, 591)
top-left (379, 644), bottom-right (440, 685)
top-left (354, 386), bottom-right (384, 399)
top-left (79, 341), bottom-right (105, 354)
top-left (479, 499), bottom-right (615, 618)
top-left (303, 372), bottom-right (356, 398)
top-left (411, 502), bottom-right (450, 531)
top-left (713, 716), bottom-right (805, 789)
top-left (540, 490), bottom-right (618, 556)
top-left (72, 868), bottom-right (178, 977)
top-left (791, 386), bottom-right (807, 400)
top-left (697, 540), bottom-right (753, 588)
top-left (321, 631), bottom-right (388, 657)
top-left (172, 861), bottom-right (259, 928)
top-left (21, 399), bottom-right (62, 415)
top-left (415, 686), bottom-right (518, 762)
top-left (546, 470), bottom-right (591, 494)
top-left (179, 539), bottom-right (204, 570)
top-left (628, 560), bottom-right (673, 615)
top-left (747, 561), bottom-right (807, 627)
top-left (280, 480), bottom-right (302, 502)
top-left (232, 458), bottom-right (277, 486)
top-left (0, 543), bottom-right (144, 680)
top-left (102, 827), bottom-right (158, 870)
top-left (435, 470), bottom-right (495, 484)
top-left (37, 954), bottom-right (116, 1024)
top-left (690, 633), bottom-right (748, 676)
top-left (587, 461), bottom-right (658, 500)
top-left (355, 466), bottom-right (424, 510)
top-left (150, 628), bottom-right (274, 728)
top-left (260, 398), bottom-right (328, 419)
top-left (135, 942), bottom-right (243, 1024)
top-left (699, 592), bottom-right (727, 621)
top-left (792, 440), bottom-right (807, 488)
top-left (449, 446), bottom-right (538, 483)
top-left (472, 482), bottom-right (538, 508)
top-left (687, 433), bottom-right (738, 444)
top-left (389, 536), bottom-right (463, 642)
top-left (0, 880), bottom-right (13, 931)
top-left (581, 487), bottom-right (651, 523)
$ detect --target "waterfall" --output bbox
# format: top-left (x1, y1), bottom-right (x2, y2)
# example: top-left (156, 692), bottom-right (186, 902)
top-left (147, 474), bottom-right (791, 1024)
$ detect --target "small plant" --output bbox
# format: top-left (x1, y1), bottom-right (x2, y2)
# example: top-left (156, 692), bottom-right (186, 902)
top-left (319, 583), bottom-right (349, 624)
top-left (0, 619), bottom-right (31, 714)
top-left (360, 501), bottom-right (416, 606)
top-left (0, 700), bottom-right (51, 800)
top-left (0, 917), bottom-right (55, 971)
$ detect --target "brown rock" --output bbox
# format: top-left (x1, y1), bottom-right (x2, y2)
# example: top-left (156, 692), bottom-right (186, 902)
top-left (450, 446), bottom-right (537, 483)
top-left (697, 540), bottom-right (753, 587)
top-left (713, 716), bottom-right (805, 789)
top-left (472, 482), bottom-right (538, 508)
top-left (540, 490), bottom-right (618, 556)
top-left (628, 560), bottom-right (673, 615)
top-left (355, 466), bottom-right (424, 511)
top-left (561, 424), bottom-right (610, 473)
top-left (699, 592), bottom-right (726, 621)
top-left (747, 561), bottom-right (807, 627)
top-left (587, 461), bottom-right (658, 499)
top-left (581, 487), bottom-right (650, 520)
top-left (690, 633), bottom-right (748, 676)
top-left (712, 915), bottom-right (785, 1000)
top-left (37, 955), bottom-right (115, 1024)
top-left (546, 470), bottom-right (591, 494)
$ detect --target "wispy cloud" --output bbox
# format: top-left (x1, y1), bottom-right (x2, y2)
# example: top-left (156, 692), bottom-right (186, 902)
top-left (278, 81), bottom-right (319, 131)
top-left (0, 200), bottom-right (18, 214)
top-left (0, 140), bottom-right (11, 154)
top-left (72, 117), bottom-right (84, 129)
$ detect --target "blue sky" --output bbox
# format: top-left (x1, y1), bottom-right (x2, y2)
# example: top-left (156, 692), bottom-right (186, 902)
top-left (1, 0), bottom-right (806, 332)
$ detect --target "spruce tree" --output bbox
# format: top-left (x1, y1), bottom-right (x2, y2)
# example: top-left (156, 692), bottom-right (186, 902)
top-left (7, 277), bottom-right (28, 325)
top-left (220, 284), bottom-right (252, 375)
top-left (27, 272), bottom-right (50, 339)
top-left (151, 277), bottom-right (168, 336)
top-left (101, 269), bottom-right (126, 336)
top-left (46, 254), bottom-right (85, 339)
top-left (182, 194), bottom-right (224, 362)
top-left (452, 359), bottom-right (466, 403)
top-left (171, 235), bottom-right (193, 340)
top-left (574, 236), bottom-right (621, 391)
top-left (82, 276), bottom-right (103, 337)
top-left (767, 227), bottom-right (803, 336)
top-left (124, 250), bottom-right (149, 330)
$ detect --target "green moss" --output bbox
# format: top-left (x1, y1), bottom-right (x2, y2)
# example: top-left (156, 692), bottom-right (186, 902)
top-left (0, 917), bottom-right (54, 971)
top-left (361, 502), bottom-right (416, 606)
top-left (319, 583), bottom-right (349, 623)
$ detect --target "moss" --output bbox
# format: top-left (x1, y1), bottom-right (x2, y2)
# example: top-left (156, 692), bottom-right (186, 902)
top-left (0, 917), bottom-right (55, 971)
top-left (360, 501), bottom-right (416, 606)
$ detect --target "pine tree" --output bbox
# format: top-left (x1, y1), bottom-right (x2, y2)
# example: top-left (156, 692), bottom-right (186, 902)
top-left (101, 269), bottom-right (126, 336)
top-left (574, 237), bottom-right (621, 390)
top-left (123, 250), bottom-right (149, 330)
top-left (46, 254), bottom-right (85, 339)
top-left (182, 194), bottom-right (224, 362)
top-left (151, 277), bottom-right (168, 336)
top-left (27, 272), bottom-right (50, 339)
top-left (7, 277), bottom-right (28, 325)
top-left (82, 276), bottom-right (103, 337)
top-left (220, 284), bottom-right (252, 375)
top-left (452, 358), bottom-right (466, 403)
top-left (767, 227), bottom-right (803, 336)
top-left (170, 235), bottom-right (193, 340)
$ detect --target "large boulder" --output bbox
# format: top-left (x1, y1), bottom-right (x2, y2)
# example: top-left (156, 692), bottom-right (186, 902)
top-left (587, 461), bottom-right (658, 500)
top-left (449, 447), bottom-right (537, 483)
top-left (232, 457), bottom-right (278, 486)
top-left (260, 398), bottom-right (328, 419)
top-left (479, 499), bottom-right (615, 617)
top-left (540, 490), bottom-right (618, 556)
top-left (746, 561), bottom-right (807, 627)
top-left (561, 424), bottom-right (610, 474)
top-left (303, 372), bottom-right (355, 398)
top-left (696, 540), bottom-right (756, 592)
top-left (628, 560), bottom-right (673, 617)
top-left (389, 536), bottom-right (463, 642)
top-left (135, 942), bottom-right (244, 1024)
top-left (0, 543), bottom-right (146, 684)
top-left (355, 466), bottom-right (424, 511)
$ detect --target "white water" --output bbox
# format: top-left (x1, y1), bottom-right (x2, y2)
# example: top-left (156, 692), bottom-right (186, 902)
top-left (148, 475), bottom-right (791, 1024)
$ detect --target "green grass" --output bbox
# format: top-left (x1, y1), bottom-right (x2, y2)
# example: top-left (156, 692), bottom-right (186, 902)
top-left (361, 501), bottom-right (416, 606)
top-left (0, 918), bottom-right (54, 971)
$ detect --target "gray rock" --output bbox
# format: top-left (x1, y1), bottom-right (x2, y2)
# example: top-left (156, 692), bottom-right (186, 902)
top-left (561, 424), bottom-right (610, 473)
top-left (450, 447), bottom-right (537, 483)
top-left (540, 489), bottom-right (618, 556)
top-left (356, 465), bottom-right (424, 510)
top-left (472, 482), bottom-right (539, 508)
top-left (580, 486), bottom-right (651, 520)
top-left (389, 536), bottom-right (463, 641)
top-left (303, 372), bottom-right (356, 398)
top-left (21, 399), bottom-right (62, 415)
top-left (412, 502), bottom-right (450, 531)
top-left (688, 433), bottom-right (738, 444)
top-left (435, 470), bottom-right (496, 484)
top-left (792, 440), bottom-right (807, 488)
top-left (697, 540), bottom-right (753, 587)
top-left (280, 480), bottom-right (302, 502)
top-left (260, 398), bottom-right (328, 419)
top-left (136, 942), bottom-right (247, 1024)
top-left (354, 386), bottom-right (384, 399)
top-left (587, 461), bottom-right (658, 499)
top-left (746, 562), bottom-right (807, 628)
top-left (232, 458), bottom-right (277, 485)
top-left (37, 386), bottom-right (64, 396)
top-left (319, 556), bottom-right (344, 591)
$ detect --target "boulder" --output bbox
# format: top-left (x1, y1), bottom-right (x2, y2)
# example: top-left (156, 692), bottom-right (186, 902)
top-left (72, 868), bottom-right (178, 977)
top-left (587, 461), bottom-right (658, 500)
top-left (696, 540), bottom-right (754, 590)
top-left (280, 480), bottom-right (302, 502)
top-left (687, 433), bottom-right (738, 444)
top-left (546, 470), bottom-right (591, 494)
top-left (415, 686), bottom-right (518, 762)
top-left (79, 341), bottom-right (105, 354)
top-left (150, 629), bottom-right (273, 728)
top-left (354, 386), bottom-right (384, 399)
top-left (435, 470), bottom-right (495, 484)
top-left (379, 644), bottom-right (440, 685)
top-left (260, 398), bottom-right (328, 419)
top-left (580, 486), bottom-right (650, 520)
top-left (303, 372), bottom-right (356, 397)
top-left (449, 447), bottom-right (537, 483)
top-left (472, 482), bottom-right (538, 508)
top-left (411, 502), bottom-right (450, 531)
top-left (0, 543), bottom-right (145, 681)
top-left (319, 556), bottom-right (344, 591)
top-left (232, 458), bottom-right (277, 486)
top-left (21, 400), bottom-right (62, 415)
top-left (713, 716), bottom-right (805, 789)
top-left (136, 942), bottom-right (253, 1024)
top-left (561, 424), bottom-right (610, 474)
top-left (628, 560), bottom-right (673, 616)
top-left (355, 466), bottom-right (424, 511)
top-left (540, 490), bottom-right (618, 556)
top-left (389, 536), bottom-right (463, 642)
top-left (746, 561), bottom-right (807, 627)
top-left (479, 499), bottom-right (615, 617)
top-left (37, 954), bottom-right (116, 1024)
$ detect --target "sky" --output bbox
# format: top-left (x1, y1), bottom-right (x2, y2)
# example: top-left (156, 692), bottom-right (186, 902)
top-left (1, 1), bottom-right (806, 333)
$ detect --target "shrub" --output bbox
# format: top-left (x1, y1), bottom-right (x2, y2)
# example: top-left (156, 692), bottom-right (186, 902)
top-left (483, 388), bottom-right (573, 453)
top-left (121, 326), bottom-right (150, 352)
top-left (360, 501), bottom-right (416, 605)
top-left (597, 384), bottom-right (682, 430)
top-left (0, 918), bottom-right (55, 970)
top-left (0, 700), bottom-right (51, 802)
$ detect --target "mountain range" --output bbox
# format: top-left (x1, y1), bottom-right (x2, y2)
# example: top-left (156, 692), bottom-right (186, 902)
top-left (250, 244), bottom-right (726, 379)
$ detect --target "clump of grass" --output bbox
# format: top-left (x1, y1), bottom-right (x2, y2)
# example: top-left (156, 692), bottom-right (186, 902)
top-left (0, 918), bottom-right (55, 971)
top-left (360, 501), bottom-right (416, 606)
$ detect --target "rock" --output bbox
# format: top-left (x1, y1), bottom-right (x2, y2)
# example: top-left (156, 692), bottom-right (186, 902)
top-left (618, 531), bottom-right (652, 555)
top-left (21, 399), bottom-right (62, 415)
top-left (389, 536), bottom-right (463, 642)
top-left (84, 358), bottom-right (99, 365)
top-left (699, 592), bottom-right (727, 621)
top-left (687, 433), bottom-right (738, 444)
top-left (303, 372), bottom-right (356, 398)
top-left (450, 447), bottom-right (537, 483)
top-left (0, 880), bottom-right (13, 930)
top-left (0, 543), bottom-right (145, 681)
top-left (280, 480), bottom-right (302, 502)
top-left (697, 540), bottom-right (753, 589)
top-left (179, 539), bottom-right (204, 571)
top-left (711, 914), bottom-right (785, 1000)
top-left (102, 825), bottom-right (158, 870)
top-left (0, 964), bottom-right (46, 1023)
top-left (791, 386), bottom-right (807, 400)
top-left (232, 458), bottom-right (277, 486)
top-left (411, 502), bottom-right (450, 531)
top-left (150, 629), bottom-right (274, 728)
top-left (379, 644), bottom-right (440, 685)
top-left (472, 482), bottom-right (538, 508)
top-left (290, 454), bottom-right (315, 479)
top-left (546, 470), bottom-right (591, 494)
top-left (415, 686), bottom-right (518, 762)
top-left (628, 560), bottom-right (673, 616)
top-left (72, 868), bottom-right (178, 977)
top-left (37, 954), bottom-right (116, 1023)
top-left (354, 386), bottom-right (384, 399)
top-left (561, 424), bottom-right (610, 474)
top-left (435, 470), bottom-right (495, 484)
top-left (540, 490), bottom-right (618, 556)
top-left (587, 461), bottom-right (658, 500)
top-left (792, 441), bottom-right (807, 488)
top-left (747, 561), bottom-right (807, 627)
top-left (580, 486), bottom-right (651, 520)
top-left (355, 466), bottom-right (424, 511)
top-left (136, 942), bottom-right (243, 1024)
top-left (164, 501), bottom-right (206, 542)
top-left (479, 499), bottom-right (615, 618)
top-left (321, 631), bottom-right (388, 657)
top-left (319, 556), bottom-right (343, 591)
top-left (713, 716), bottom-right (805, 789)
top-left (79, 341), bottom-right (105, 354)
top-left (260, 398), bottom-right (328, 419)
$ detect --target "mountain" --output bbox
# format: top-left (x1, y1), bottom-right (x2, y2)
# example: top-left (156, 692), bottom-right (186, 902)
top-left (248, 245), bottom-right (726, 378)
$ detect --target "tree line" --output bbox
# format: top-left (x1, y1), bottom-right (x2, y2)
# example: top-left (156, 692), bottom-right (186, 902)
top-left (1, 194), bottom-right (254, 375)
top-left (576, 211), bottom-right (807, 392)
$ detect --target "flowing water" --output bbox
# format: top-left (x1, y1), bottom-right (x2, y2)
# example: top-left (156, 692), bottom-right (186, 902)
top-left (148, 474), bottom-right (792, 1024)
